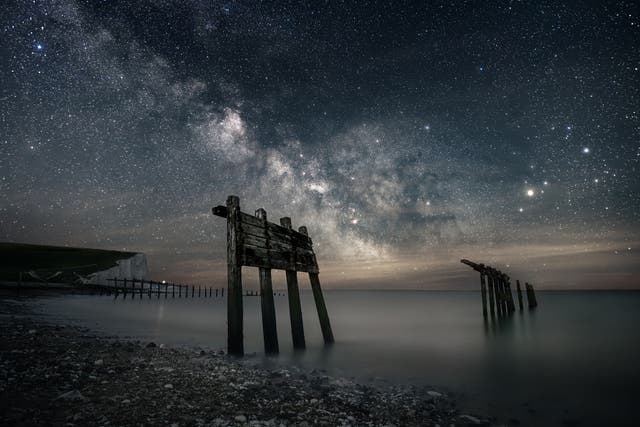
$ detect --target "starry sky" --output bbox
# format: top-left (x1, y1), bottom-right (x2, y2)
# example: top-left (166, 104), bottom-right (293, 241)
top-left (1, 0), bottom-right (639, 289)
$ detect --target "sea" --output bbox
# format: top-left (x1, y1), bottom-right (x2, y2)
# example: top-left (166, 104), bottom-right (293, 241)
top-left (25, 289), bottom-right (640, 426)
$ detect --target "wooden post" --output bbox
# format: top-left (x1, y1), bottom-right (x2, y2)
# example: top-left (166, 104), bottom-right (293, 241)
top-left (480, 272), bottom-right (488, 317)
top-left (198, 286), bottom-right (201, 297)
top-left (486, 274), bottom-right (495, 317)
top-left (215, 288), bottom-right (218, 297)
top-left (499, 276), bottom-right (508, 315)
top-left (516, 280), bottom-right (523, 310)
top-left (179, 285), bottom-right (182, 298)
top-left (526, 282), bottom-right (538, 308)
top-left (505, 278), bottom-right (515, 313)
top-left (18, 272), bottom-right (22, 296)
top-left (281, 217), bottom-right (305, 349)
top-left (227, 195), bottom-right (244, 355)
top-left (256, 208), bottom-right (279, 354)
top-left (299, 226), bottom-right (334, 344)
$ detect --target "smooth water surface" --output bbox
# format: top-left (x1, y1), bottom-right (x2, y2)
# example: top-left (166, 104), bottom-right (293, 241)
top-left (30, 290), bottom-right (640, 426)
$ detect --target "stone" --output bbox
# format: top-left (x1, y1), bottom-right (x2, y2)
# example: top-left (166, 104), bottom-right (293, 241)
top-left (94, 359), bottom-right (104, 366)
top-left (235, 415), bottom-right (247, 422)
top-left (458, 414), bottom-right (482, 424)
top-left (164, 383), bottom-right (173, 389)
top-left (56, 389), bottom-right (87, 402)
top-left (146, 342), bottom-right (157, 348)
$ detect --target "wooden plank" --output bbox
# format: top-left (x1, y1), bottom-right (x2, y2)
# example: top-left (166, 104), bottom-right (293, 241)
top-left (487, 274), bottom-right (496, 317)
top-left (516, 280), bottom-right (523, 310)
top-left (480, 272), bottom-right (487, 317)
top-left (281, 217), bottom-right (305, 349)
top-left (256, 208), bottom-right (279, 354)
top-left (309, 272), bottom-right (334, 344)
top-left (226, 195), bottom-right (243, 356)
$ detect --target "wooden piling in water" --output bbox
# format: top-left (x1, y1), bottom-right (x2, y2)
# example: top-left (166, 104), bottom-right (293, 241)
top-left (226, 195), bottom-right (244, 355)
top-left (504, 276), bottom-right (515, 313)
top-left (486, 274), bottom-right (496, 317)
top-left (516, 280), bottom-right (523, 310)
top-left (525, 282), bottom-right (538, 308)
top-left (255, 208), bottom-right (279, 354)
top-left (480, 272), bottom-right (488, 318)
top-left (299, 226), bottom-right (334, 344)
top-left (281, 217), bottom-right (305, 349)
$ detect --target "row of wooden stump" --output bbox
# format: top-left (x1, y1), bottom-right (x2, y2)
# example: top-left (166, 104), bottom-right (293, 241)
top-left (461, 259), bottom-right (538, 318)
top-left (102, 278), bottom-right (225, 299)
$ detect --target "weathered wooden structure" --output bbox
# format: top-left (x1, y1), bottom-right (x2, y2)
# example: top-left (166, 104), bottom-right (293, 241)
top-left (460, 259), bottom-right (538, 318)
top-left (213, 195), bottom-right (334, 356)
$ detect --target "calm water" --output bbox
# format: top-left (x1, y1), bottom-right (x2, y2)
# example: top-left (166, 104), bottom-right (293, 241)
top-left (29, 290), bottom-right (640, 426)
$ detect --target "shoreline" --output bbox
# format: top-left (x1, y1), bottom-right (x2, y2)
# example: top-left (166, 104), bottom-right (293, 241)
top-left (0, 298), bottom-right (489, 426)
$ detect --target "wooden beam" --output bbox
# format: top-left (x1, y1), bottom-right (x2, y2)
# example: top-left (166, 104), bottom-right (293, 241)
top-left (226, 195), bottom-right (243, 355)
top-left (256, 208), bottom-right (278, 354)
top-left (281, 217), bottom-right (305, 349)
top-left (480, 272), bottom-right (488, 317)
top-left (516, 280), bottom-right (523, 310)
top-left (300, 226), bottom-right (334, 344)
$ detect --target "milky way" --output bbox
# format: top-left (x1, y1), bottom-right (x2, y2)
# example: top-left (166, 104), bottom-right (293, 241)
top-left (1, 1), bottom-right (639, 289)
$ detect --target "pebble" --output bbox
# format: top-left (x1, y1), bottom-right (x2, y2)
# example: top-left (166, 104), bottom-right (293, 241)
top-left (56, 389), bottom-right (87, 402)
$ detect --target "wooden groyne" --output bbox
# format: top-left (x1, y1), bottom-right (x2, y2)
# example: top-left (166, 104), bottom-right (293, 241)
top-left (460, 259), bottom-right (538, 318)
top-left (213, 195), bottom-right (334, 356)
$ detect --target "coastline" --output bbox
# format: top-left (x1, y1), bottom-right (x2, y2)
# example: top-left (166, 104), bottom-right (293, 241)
top-left (0, 298), bottom-right (488, 426)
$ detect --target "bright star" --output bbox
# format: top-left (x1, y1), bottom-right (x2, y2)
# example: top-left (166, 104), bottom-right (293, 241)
top-left (36, 43), bottom-right (43, 50)
top-left (583, 147), bottom-right (590, 154)
top-left (526, 189), bottom-right (535, 197)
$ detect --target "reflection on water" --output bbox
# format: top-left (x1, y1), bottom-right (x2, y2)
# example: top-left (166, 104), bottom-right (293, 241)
top-left (33, 290), bottom-right (640, 427)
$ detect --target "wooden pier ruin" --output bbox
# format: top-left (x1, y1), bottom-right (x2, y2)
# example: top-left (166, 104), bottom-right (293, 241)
top-left (460, 259), bottom-right (538, 318)
top-left (213, 195), bottom-right (334, 356)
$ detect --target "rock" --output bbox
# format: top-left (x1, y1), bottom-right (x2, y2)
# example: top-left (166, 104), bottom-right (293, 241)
top-left (94, 359), bottom-right (104, 366)
top-left (122, 399), bottom-right (131, 404)
top-left (56, 389), bottom-right (87, 402)
top-left (458, 414), bottom-right (482, 425)
top-left (428, 390), bottom-right (443, 398)
top-left (164, 383), bottom-right (173, 389)
top-left (146, 342), bottom-right (157, 348)
top-left (28, 329), bottom-right (36, 334)
top-left (235, 415), bottom-right (247, 422)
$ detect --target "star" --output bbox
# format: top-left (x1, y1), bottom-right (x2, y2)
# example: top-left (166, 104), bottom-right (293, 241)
top-left (583, 147), bottom-right (590, 154)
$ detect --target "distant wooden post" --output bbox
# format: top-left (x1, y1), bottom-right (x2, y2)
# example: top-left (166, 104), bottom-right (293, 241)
top-left (516, 280), bottom-right (523, 310)
top-left (487, 273), bottom-right (496, 317)
top-left (18, 272), bottom-right (22, 296)
top-left (281, 217), bottom-right (306, 349)
top-left (256, 208), bottom-right (279, 354)
top-left (479, 272), bottom-right (488, 317)
top-left (525, 282), bottom-right (538, 308)
top-left (300, 226), bottom-right (334, 344)
top-left (504, 275), bottom-right (515, 313)
top-left (500, 276), bottom-right (509, 315)
top-left (226, 195), bottom-right (244, 355)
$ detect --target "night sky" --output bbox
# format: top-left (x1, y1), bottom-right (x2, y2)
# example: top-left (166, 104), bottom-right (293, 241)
top-left (1, 1), bottom-right (639, 289)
